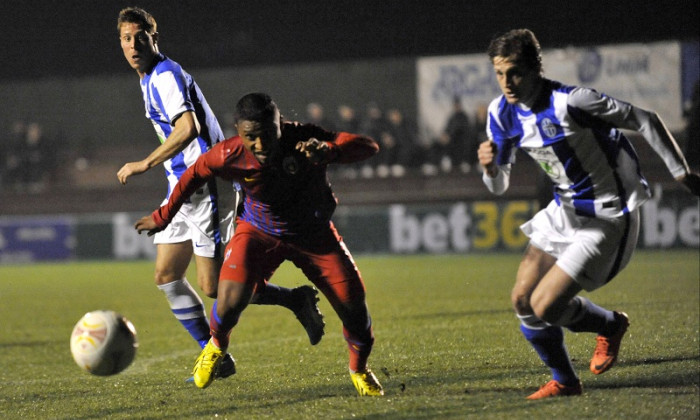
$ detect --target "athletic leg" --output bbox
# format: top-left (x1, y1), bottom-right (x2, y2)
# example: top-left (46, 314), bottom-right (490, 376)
top-left (223, 211), bottom-right (325, 343)
top-left (251, 282), bottom-right (325, 345)
top-left (539, 210), bottom-right (639, 375)
top-left (209, 279), bottom-right (257, 350)
top-left (192, 254), bottom-right (221, 298)
top-left (192, 278), bottom-right (253, 389)
top-left (513, 245), bottom-right (580, 392)
top-left (209, 222), bottom-right (284, 349)
top-left (192, 224), bottom-right (280, 389)
top-left (157, 219), bottom-right (234, 381)
top-left (300, 250), bottom-right (380, 396)
top-left (530, 262), bottom-right (629, 378)
top-left (197, 199), bottom-right (316, 327)
top-left (293, 232), bottom-right (373, 372)
top-left (290, 225), bottom-right (382, 395)
top-left (155, 242), bottom-right (211, 349)
top-left (556, 296), bottom-right (620, 335)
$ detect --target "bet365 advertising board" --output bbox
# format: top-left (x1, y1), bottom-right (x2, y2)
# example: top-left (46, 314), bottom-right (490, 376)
top-left (0, 187), bottom-right (696, 263)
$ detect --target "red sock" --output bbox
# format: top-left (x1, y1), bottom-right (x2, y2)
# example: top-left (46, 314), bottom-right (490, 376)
top-left (209, 300), bottom-right (232, 350)
top-left (210, 330), bottom-right (230, 350)
top-left (343, 326), bottom-right (374, 372)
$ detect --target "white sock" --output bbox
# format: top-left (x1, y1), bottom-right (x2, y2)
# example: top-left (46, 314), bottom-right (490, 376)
top-left (157, 278), bottom-right (210, 347)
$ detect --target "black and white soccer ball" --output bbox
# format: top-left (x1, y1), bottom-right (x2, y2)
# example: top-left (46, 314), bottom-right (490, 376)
top-left (70, 310), bottom-right (138, 376)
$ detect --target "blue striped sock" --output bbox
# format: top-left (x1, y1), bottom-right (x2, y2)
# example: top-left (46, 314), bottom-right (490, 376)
top-left (565, 297), bottom-right (616, 335)
top-left (158, 278), bottom-right (211, 348)
top-left (520, 324), bottom-right (578, 386)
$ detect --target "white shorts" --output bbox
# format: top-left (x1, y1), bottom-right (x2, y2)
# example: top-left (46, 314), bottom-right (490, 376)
top-left (153, 182), bottom-right (242, 258)
top-left (153, 189), bottom-right (221, 258)
top-left (520, 201), bottom-right (640, 291)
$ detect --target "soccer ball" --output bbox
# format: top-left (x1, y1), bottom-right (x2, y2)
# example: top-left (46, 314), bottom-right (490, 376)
top-left (70, 310), bottom-right (138, 376)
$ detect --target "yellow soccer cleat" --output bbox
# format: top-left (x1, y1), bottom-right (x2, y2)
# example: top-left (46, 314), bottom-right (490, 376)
top-left (350, 368), bottom-right (384, 396)
top-left (192, 340), bottom-right (225, 389)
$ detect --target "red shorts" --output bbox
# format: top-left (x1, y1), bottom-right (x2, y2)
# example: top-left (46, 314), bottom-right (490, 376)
top-left (220, 220), bottom-right (366, 306)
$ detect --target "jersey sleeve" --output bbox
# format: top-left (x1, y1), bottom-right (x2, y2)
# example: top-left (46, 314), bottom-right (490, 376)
top-left (482, 98), bottom-right (513, 194)
top-left (569, 87), bottom-right (689, 178)
top-left (486, 98), bottom-right (518, 166)
top-left (287, 122), bottom-right (379, 164)
top-left (154, 66), bottom-right (193, 125)
top-left (152, 143), bottom-right (225, 227)
top-left (567, 87), bottom-right (633, 124)
top-left (328, 132), bottom-right (379, 163)
top-left (481, 164), bottom-right (511, 195)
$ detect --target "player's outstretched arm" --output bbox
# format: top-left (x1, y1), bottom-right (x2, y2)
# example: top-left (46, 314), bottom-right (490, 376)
top-left (296, 138), bottom-right (333, 164)
top-left (325, 132), bottom-right (379, 163)
top-left (117, 161), bottom-right (150, 185)
top-left (134, 215), bottom-right (162, 236)
top-left (117, 111), bottom-right (200, 185)
top-left (296, 133), bottom-right (378, 164)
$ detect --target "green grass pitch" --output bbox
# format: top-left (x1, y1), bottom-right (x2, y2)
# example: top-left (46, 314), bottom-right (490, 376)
top-left (0, 250), bottom-right (698, 419)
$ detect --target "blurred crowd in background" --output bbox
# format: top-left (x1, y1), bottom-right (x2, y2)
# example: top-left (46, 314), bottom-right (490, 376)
top-left (1, 84), bottom-right (698, 195)
top-left (0, 120), bottom-right (60, 194)
top-left (297, 99), bottom-right (488, 180)
top-left (0, 99), bottom-right (486, 194)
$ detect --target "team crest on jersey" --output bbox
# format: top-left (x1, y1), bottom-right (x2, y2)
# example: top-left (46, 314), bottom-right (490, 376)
top-left (283, 156), bottom-right (299, 175)
top-left (529, 147), bottom-right (565, 181)
top-left (540, 118), bottom-right (557, 139)
top-left (538, 160), bottom-right (561, 178)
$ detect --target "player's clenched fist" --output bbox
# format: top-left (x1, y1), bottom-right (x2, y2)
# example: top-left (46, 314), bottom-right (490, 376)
top-left (296, 138), bottom-right (332, 164)
top-left (478, 140), bottom-right (499, 177)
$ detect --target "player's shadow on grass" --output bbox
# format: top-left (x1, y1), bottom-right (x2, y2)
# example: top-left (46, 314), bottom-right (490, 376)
top-left (0, 339), bottom-right (54, 348)
top-left (399, 308), bottom-right (512, 321)
top-left (586, 373), bottom-right (699, 392)
top-left (186, 383), bottom-right (372, 416)
top-left (622, 354), bottom-right (700, 368)
top-left (587, 354), bottom-right (700, 390)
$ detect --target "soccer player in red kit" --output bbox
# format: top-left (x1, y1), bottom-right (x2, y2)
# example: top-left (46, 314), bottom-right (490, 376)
top-left (135, 92), bottom-right (384, 396)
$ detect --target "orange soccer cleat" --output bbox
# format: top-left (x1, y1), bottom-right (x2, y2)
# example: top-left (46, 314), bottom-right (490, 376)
top-left (590, 312), bottom-right (630, 375)
top-left (526, 379), bottom-right (582, 400)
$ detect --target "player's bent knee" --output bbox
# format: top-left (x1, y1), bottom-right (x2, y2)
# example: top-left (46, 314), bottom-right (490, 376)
top-left (153, 270), bottom-right (178, 286)
top-left (217, 279), bottom-right (255, 311)
top-left (200, 284), bottom-right (217, 299)
top-left (517, 312), bottom-right (549, 329)
top-left (531, 301), bottom-right (568, 325)
top-left (197, 276), bottom-right (219, 298)
top-left (511, 291), bottom-right (532, 314)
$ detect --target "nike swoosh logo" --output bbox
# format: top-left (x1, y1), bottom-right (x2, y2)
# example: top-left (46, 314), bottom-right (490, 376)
top-left (195, 242), bottom-right (206, 248)
top-left (593, 356), bottom-right (614, 371)
top-left (244, 177), bottom-right (255, 182)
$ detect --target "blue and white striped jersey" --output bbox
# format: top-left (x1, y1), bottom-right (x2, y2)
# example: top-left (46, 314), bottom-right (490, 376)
top-left (140, 54), bottom-right (225, 198)
top-left (485, 79), bottom-right (687, 218)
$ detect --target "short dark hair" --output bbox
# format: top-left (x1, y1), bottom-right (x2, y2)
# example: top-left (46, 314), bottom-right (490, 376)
top-left (487, 29), bottom-right (543, 75)
top-left (234, 93), bottom-right (278, 123)
top-left (117, 7), bottom-right (157, 34)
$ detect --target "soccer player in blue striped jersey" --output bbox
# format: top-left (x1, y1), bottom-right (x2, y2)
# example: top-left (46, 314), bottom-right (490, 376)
top-left (478, 29), bottom-right (700, 399)
top-left (115, 8), bottom-right (324, 380)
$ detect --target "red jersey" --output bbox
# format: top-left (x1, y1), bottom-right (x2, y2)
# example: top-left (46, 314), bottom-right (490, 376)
top-left (153, 122), bottom-right (378, 238)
